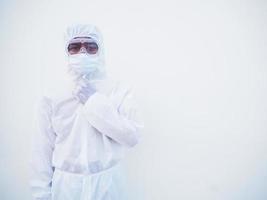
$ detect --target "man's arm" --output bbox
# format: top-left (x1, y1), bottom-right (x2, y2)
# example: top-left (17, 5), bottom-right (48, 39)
top-left (82, 84), bottom-right (144, 148)
top-left (29, 96), bottom-right (56, 200)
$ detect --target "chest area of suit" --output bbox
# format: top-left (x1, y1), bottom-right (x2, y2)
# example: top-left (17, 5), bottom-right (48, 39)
top-left (51, 100), bottom-right (85, 136)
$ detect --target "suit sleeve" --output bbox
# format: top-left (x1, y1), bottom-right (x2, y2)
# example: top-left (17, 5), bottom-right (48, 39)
top-left (29, 96), bottom-right (56, 200)
top-left (82, 85), bottom-right (144, 148)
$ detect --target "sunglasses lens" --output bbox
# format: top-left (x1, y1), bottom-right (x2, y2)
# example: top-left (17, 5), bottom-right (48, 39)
top-left (85, 42), bottom-right (98, 54)
top-left (68, 43), bottom-right (81, 54)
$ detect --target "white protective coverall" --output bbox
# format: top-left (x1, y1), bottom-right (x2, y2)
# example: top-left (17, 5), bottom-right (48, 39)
top-left (29, 24), bottom-right (144, 200)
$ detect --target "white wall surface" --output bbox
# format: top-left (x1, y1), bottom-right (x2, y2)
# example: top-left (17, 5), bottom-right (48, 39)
top-left (0, 0), bottom-right (267, 199)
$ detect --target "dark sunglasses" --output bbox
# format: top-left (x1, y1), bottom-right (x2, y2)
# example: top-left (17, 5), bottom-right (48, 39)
top-left (67, 42), bottom-right (99, 55)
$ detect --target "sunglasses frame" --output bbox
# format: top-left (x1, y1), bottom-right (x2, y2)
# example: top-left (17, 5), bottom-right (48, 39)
top-left (67, 37), bottom-right (99, 55)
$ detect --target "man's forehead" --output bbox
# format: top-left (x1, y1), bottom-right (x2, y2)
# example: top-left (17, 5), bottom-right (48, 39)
top-left (69, 36), bottom-right (97, 43)
top-left (72, 37), bottom-right (94, 41)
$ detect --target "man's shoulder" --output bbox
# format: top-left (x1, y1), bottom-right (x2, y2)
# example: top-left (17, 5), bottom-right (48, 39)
top-left (39, 84), bottom-right (76, 110)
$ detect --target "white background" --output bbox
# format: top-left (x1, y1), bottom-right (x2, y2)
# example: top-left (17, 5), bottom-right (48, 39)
top-left (0, 0), bottom-right (267, 199)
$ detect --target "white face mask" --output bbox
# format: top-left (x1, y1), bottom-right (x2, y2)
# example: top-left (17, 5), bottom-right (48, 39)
top-left (68, 53), bottom-right (100, 75)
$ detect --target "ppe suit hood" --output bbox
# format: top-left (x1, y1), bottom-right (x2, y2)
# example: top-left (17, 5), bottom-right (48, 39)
top-left (64, 24), bottom-right (107, 81)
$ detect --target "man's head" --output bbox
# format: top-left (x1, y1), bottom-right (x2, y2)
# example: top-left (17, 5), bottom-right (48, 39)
top-left (64, 24), bottom-right (106, 81)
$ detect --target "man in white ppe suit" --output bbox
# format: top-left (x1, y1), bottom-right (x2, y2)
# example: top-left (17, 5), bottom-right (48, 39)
top-left (29, 24), bottom-right (144, 200)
